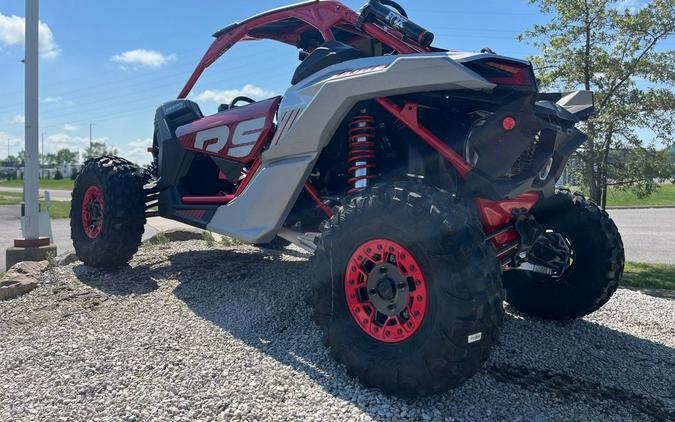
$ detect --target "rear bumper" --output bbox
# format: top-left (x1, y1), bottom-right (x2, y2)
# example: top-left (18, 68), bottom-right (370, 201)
top-left (463, 90), bottom-right (593, 200)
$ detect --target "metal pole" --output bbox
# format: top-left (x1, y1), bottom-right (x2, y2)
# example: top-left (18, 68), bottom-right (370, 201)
top-left (41, 132), bottom-right (44, 178)
top-left (23, 0), bottom-right (40, 240)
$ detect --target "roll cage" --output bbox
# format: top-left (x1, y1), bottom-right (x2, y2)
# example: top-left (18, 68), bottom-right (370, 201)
top-left (178, 0), bottom-right (435, 98)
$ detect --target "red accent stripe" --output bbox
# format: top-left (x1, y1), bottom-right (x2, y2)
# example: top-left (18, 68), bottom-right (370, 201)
top-left (182, 195), bottom-right (234, 205)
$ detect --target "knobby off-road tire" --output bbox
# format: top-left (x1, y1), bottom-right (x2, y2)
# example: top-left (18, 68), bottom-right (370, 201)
top-left (503, 189), bottom-right (624, 320)
top-left (70, 156), bottom-right (146, 268)
top-left (311, 182), bottom-right (504, 397)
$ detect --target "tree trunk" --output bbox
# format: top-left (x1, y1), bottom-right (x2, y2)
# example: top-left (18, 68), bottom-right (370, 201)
top-left (585, 158), bottom-right (601, 203)
top-left (599, 129), bottom-right (614, 209)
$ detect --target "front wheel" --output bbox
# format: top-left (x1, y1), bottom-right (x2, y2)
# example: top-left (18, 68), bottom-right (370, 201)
top-left (311, 183), bottom-right (504, 397)
top-left (503, 190), bottom-right (624, 320)
top-left (70, 156), bottom-right (146, 268)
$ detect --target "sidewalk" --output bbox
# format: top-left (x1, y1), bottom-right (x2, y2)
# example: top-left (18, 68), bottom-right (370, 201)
top-left (0, 187), bottom-right (71, 201)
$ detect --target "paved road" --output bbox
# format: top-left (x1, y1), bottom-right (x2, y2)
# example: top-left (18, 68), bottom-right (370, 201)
top-left (1, 205), bottom-right (672, 271)
top-left (607, 208), bottom-right (675, 264)
top-left (0, 187), bottom-right (71, 201)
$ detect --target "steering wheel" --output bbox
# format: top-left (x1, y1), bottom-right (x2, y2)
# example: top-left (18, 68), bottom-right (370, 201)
top-left (229, 96), bottom-right (256, 109)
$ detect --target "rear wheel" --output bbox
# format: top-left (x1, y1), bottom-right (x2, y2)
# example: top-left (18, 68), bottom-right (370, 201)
top-left (311, 182), bottom-right (503, 397)
top-left (70, 156), bottom-right (146, 268)
top-left (503, 190), bottom-right (624, 320)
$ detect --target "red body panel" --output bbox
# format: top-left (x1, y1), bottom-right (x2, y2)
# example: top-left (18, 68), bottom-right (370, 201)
top-left (475, 192), bottom-right (540, 252)
top-left (176, 97), bottom-right (281, 164)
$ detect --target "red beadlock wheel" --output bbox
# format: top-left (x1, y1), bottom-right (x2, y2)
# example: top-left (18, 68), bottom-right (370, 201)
top-left (345, 239), bottom-right (428, 343)
top-left (81, 185), bottom-right (104, 239)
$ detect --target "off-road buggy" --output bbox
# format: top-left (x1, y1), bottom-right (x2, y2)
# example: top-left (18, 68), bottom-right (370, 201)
top-left (71, 0), bottom-right (624, 396)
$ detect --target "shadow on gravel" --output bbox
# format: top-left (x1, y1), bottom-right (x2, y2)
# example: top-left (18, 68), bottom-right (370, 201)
top-left (73, 264), bottom-right (159, 296)
top-left (73, 246), bottom-right (675, 421)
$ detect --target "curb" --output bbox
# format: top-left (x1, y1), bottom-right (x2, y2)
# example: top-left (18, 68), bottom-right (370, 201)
top-left (606, 205), bottom-right (675, 210)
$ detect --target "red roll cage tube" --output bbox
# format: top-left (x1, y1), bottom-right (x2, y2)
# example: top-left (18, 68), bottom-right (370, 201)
top-left (178, 0), bottom-right (427, 99)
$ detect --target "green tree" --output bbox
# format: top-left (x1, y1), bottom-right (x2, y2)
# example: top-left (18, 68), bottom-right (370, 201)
top-left (83, 141), bottom-right (118, 160)
top-left (4, 154), bottom-right (22, 167)
top-left (54, 149), bottom-right (78, 166)
top-left (520, 0), bottom-right (675, 207)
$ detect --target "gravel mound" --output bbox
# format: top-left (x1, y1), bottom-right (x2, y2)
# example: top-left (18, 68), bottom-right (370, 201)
top-left (1, 240), bottom-right (673, 421)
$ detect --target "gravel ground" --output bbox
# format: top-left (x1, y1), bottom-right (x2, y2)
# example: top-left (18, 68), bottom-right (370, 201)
top-left (1, 240), bottom-right (673, 421)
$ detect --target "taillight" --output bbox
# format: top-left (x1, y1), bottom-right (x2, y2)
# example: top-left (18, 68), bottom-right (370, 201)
top-left (483, 61), bottom-right (533, 86)
top-left (464, 59), bottom-right (534, 87)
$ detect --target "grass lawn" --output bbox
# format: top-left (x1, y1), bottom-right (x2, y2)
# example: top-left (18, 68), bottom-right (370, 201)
top-left (622, 262), bottom-right (675, 291)
top-left (0, 178), bottom-right (74, 190)
top-left (0, 191), bottom-right (70, 219)
top-left (605, 183), bottom-right (675, 207)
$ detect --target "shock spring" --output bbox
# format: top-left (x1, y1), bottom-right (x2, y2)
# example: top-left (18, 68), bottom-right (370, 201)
top-left (347, 110), bottom-right (377, 194)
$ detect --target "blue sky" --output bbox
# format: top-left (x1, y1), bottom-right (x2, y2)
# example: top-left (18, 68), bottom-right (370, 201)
top-left (0, 0), bottom-right (646, 164)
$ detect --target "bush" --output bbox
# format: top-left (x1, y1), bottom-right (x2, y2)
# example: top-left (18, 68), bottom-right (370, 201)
top-left (54, 170), bottom-right (63, 180)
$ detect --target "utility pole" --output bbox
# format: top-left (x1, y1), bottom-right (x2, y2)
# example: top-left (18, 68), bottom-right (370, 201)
top-left (6, 0), bottom-right (56, 271)
top-left (23, 0), bottom-right (40, 241)
top-left (41, 132), bottom-right (44, 178)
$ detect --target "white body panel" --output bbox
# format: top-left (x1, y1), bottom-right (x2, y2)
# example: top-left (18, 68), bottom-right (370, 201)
top-left (207, 52), bottom-right (499, 242)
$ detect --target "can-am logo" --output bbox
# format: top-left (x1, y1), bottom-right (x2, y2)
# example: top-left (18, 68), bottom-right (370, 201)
top-left (385, 11), bottom-right (407, 29)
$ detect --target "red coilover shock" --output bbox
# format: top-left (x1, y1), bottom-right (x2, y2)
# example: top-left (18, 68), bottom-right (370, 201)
top-left (347, 110), bottom-right (377, 194)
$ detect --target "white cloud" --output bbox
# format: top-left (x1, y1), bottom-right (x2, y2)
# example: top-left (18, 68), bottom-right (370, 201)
top-left (11, 114), bottom-right (25, 124)
top-left (62, 124), bottom-right (78, 132)
top-left (192, 84), bottom-right (277, 104)
top-left (119, 138), bottom-right (153, 164)
top-left (43, 132), bottom-right (107, 155)
top-left (110, 49), bottom-right (176, 69)
top-left (43, 96), bottom-right (63, 103)
top-left (0, 13), bottom-right (60, 59)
